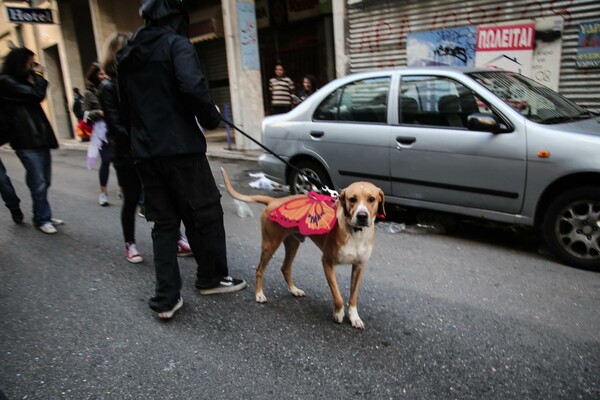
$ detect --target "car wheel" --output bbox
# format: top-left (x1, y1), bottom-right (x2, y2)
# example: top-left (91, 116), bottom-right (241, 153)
top-left (542, 187), bottom-right (600, 271)
top-left (289, 160), bottom-right (332, 195)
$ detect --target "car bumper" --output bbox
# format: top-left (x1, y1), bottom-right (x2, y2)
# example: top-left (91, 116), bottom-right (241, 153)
top-left (258, 153), bottom-right (287, 185)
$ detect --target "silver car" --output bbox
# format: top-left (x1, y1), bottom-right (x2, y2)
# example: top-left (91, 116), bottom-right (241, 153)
top-left (259, 67), bottom-right (600, 271)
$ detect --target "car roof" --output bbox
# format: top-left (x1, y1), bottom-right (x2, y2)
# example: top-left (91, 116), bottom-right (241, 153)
top-left (346, 66), bottom-right (495, 77)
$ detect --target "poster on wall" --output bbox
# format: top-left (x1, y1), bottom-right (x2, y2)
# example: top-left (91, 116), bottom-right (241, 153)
top-left (237, 1), bottom-right (260, 70)
top-left (406, 26), bottom-right (477, 67)
top-left (576, 20), bottom-right (600, 69)
top-left (532, 17), bottom-right (563, 91)
top-left (475, 21), bottom-right (535, 76)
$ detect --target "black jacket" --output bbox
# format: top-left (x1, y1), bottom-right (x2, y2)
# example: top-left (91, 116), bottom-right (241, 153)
top-left (0, 73), bottom-right (58, 150)
top-left (99, 77), bottom-right (131, 168)
top-left (117, 25), bottom-right (221, 159)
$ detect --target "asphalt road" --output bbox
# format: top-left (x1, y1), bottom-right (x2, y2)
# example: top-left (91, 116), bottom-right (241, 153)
top-left (0, 148), bottom-right (599, 400)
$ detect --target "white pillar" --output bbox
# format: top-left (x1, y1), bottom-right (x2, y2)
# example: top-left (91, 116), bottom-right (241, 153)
top-left (222, 0), bottom-right (264, 151)
top-left (332, 0), bottom-right (347, 78)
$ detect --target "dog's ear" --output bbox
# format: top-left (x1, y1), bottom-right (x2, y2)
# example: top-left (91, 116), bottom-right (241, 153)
top-left (338, 188), bottom-right (346, 204)
top-left (377, 189), bottom-right (386, 217)
top-left (338, 189), bottom-right (351, 217)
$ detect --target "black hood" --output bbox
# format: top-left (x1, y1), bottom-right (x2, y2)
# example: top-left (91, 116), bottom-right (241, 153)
top-left (140, 0), bottom-right (185, 21)
top-left (117, 26), bottom-right (166, 71)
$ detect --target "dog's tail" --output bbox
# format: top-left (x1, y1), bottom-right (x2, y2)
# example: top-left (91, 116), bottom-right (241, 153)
top-left (220, 167), bottom-right (276, 206)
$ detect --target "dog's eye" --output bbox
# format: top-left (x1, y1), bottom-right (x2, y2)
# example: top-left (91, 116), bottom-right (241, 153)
top-left (349, 197), bottom-right (357, 204)
top-left (368, 196), bottom-right (375, 203)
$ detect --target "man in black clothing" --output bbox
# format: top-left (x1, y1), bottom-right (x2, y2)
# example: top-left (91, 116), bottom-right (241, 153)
top-left (118, 0), bottom-right (247, 319)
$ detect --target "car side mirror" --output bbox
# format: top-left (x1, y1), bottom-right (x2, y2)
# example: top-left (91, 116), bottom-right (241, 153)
top-left (467, 113), bottom-right (502, 133)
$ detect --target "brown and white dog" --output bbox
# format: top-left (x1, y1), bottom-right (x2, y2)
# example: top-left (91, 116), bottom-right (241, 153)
top-left (221, 168), bottom-right (385, 329)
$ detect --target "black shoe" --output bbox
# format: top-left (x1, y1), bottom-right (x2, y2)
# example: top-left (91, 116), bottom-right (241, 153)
top-left (11, 209), bottom-right (24, 224)
top-left (197, 276), bottom-right (248, 295)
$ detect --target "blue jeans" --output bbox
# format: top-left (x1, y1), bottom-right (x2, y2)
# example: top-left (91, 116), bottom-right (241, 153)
top-left (0, 157), bottom-right (21, 212)
top-left (16, 149), bottom-right (52, 224)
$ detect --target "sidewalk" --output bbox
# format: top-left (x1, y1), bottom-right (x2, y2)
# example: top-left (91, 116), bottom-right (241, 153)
top-left (59, 127), bottom-right (262, 162)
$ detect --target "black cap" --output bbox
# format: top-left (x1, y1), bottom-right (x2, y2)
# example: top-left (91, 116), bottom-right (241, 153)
top-left (139, 0), bottom-right (185, 21)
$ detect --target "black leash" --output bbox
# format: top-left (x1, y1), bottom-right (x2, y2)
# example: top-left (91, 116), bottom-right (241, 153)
top-left (220, 117), bottom-right (338, 197)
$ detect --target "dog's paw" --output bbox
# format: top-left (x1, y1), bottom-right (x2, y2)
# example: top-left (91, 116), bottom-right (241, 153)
top-left (333, 308), bottom-right (345, 324)
top-left (255, 291), bottom-right (268, 303)
top-left (289, 286), bottom-right (305, 297)
top-left (348, 306), bottom-right (365, 329)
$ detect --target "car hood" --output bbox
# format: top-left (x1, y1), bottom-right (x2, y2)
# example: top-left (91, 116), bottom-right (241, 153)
top-left (539, 117), bottom-right (600, 137)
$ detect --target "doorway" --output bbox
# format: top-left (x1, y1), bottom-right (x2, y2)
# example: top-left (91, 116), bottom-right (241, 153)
top-left (43, 45), bottom-right (73, 139)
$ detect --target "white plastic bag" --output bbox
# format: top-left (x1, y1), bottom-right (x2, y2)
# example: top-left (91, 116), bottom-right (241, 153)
top-left (234, 199), bottom-right (254, 218)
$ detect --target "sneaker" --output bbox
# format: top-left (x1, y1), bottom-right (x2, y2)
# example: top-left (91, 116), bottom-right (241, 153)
top-left (177, 237), bottom-right (193, 257)
top-left (197, 276), bottom-right (248, 295)
top-left (51, 218), bottom-right (64, 226)
top-left (125, 242), bottom-right (143, 264)
top-left (137, 205), bottom-right (145, 218)
top-left (99, 193), bottom-right (109, 206)
top-left (37, 222), bottom-right (57, 234)
top-left (10, 209), bottom-right (24, 224)
top-left (157, 297), bottom-right (183, 319)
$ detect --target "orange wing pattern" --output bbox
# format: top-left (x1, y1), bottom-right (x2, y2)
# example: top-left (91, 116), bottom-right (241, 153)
top-left (269, 192), bottom-right (337, 235)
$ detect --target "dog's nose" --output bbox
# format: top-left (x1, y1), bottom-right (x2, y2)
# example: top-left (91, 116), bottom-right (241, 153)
top-left (356, 211), bottom-right (369, 225)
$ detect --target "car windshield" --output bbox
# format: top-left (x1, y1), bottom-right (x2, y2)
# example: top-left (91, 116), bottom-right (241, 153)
top-left (467, 71), bottom-right (592, 124)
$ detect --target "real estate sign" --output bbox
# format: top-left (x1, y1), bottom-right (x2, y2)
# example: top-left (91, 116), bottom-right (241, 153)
top-left (475, 22), bottom-right (535, 76)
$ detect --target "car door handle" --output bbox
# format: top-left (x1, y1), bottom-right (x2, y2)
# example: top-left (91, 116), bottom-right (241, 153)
top-left (310, 131), bottom-right (324, 138)
top-left (396, 136), bottom-right (416, 145)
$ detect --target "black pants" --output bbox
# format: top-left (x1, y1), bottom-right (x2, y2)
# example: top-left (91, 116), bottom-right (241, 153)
top-left (114, 159), bottom-right (142, 243)
top-left (135, 154), bottom-right (228, 312)
top-left (271, 105), bottom-right (291, 115)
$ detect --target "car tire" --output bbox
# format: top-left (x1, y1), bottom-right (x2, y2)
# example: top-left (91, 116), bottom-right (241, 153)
top-left (542, 187), bottom-right (600, 271)
top-left (289, 160), bottom-right (333, 195)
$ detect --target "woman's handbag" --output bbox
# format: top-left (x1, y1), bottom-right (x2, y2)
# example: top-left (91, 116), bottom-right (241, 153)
top-left (75, 119), bottom-right (93, 141)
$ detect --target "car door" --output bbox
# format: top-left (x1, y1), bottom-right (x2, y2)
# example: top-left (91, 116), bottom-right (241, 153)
top-left (307, 75), bottom-right (392, 193)
top-left (390, 73), bottom-right (526, 214)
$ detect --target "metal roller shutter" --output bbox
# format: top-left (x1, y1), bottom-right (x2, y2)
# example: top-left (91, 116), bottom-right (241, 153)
top-left (346, 0), bottom-right (600, 110)
top-left (194, 38), bottom-right (231, 112)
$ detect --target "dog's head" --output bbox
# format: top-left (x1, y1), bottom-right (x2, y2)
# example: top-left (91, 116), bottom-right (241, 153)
top-left (339, 182), bottom-right (385, 228)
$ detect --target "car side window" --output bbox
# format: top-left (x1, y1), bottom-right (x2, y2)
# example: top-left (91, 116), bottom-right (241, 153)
top-left (399, 76), bottom-right (488, 128)
top-left (314, 77), bottom-right (391, 123)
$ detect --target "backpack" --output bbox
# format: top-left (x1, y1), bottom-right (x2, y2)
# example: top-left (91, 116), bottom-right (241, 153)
top-left (73, 95), bottom-right (84, 120)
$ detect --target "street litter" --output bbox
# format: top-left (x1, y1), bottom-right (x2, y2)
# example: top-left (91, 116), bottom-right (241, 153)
top-left (376, 222), bottom-right (445, 234)
top-left (234, 199), bottom-right (254, 218)
top-left (376, 222), bottom-right (406, 233)
top-left (249, 172), bottom-right (288, 192)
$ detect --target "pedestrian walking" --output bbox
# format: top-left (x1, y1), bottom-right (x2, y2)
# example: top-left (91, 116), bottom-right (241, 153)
top-left (98, 32), bottom-right (193, 264)
top-left (0, 47), bottom-right (62, 234)
top-left (269, 63), bottom-right (295, 114)
top-left (118, 0), bottom-right (247, 319)
top-left (83, 62), bottom-right (122, 206)
top-left (98, 32), bottom-right (146, 263)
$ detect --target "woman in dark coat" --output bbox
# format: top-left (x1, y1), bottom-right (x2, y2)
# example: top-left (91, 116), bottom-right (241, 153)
top-left (83, 62), bottom-right (121, 206)
top-left (98, 33), bottom-right (144, 263)
top-left (0, 47), bottom-right (61, 234)
top-left (99, 32), bottom-right (191, 263)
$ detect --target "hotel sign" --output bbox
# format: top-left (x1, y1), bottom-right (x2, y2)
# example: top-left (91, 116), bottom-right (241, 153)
top-left (5, 7), bottom-right (54, 24)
